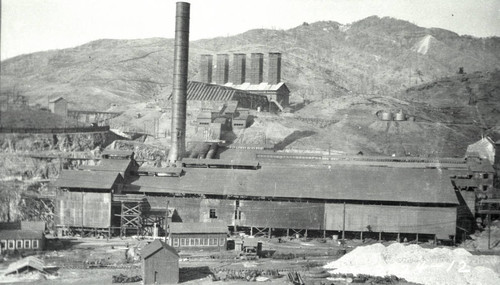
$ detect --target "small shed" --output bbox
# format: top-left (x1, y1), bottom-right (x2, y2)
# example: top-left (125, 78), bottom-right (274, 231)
top-left (48, 96), bottom-right (68, 117)
top-left (141, 239), bottom-right (179, 284)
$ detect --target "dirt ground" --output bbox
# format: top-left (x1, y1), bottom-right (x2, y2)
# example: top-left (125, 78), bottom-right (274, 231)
top-left (0, 236), bottom-right (363, 284)
top-left (0, 236), bottom-right (435, 284)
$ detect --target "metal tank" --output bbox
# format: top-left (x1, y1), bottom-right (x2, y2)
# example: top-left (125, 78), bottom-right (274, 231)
top-left (381, 112), bottom-right (393, 121)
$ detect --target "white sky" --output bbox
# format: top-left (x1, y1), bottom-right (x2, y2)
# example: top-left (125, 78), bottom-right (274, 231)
top-left (1, 0), bottom-right (499, 60)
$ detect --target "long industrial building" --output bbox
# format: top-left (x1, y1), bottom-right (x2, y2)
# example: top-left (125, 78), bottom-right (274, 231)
top-left (52, 148), bottom-right (497, 242)
top-left (51, 1), bottom-right (499, 244)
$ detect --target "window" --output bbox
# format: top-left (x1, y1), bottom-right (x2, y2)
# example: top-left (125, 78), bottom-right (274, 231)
top-left (483, 185), bottom-right (489, 191)
top-left (190, 238), bottom-right (195, 246)
top-left (209, 209), bottom-right (217, 219)
top-left (32, 240), bottom-right (39, 249)
top-left (209, 238), bottom-right (216, 246)
top-left (0, 240), bottom-right (6, 249)
top-left (180, 238), bottom-right (186, 246)
top-left (202, 238), bottom-right (208, 246)
top-left (16, 240), bottom-right (23, 249)
top-left (483, 173), bottom-right (489, 179)
top-left (195, 238), bottom-right (200, 246)
top-left (219, 238), bottom-right (225, 247)
top-left (8, 240), bottom-right (15, 249)
top-left (235, 200), bottom-right (240, 207)
top-left (24, 240), bottom-right (31, 249)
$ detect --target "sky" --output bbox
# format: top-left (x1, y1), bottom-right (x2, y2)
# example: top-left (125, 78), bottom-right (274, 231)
top-left (1, 0), bottom-right (499, 60)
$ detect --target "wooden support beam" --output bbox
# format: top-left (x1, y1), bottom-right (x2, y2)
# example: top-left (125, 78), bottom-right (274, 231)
top-left (379, 232), bottom-right (382, 241)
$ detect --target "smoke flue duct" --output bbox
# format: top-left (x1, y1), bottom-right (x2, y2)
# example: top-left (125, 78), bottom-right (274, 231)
top-left (168, 2), bottom-right (190, 164)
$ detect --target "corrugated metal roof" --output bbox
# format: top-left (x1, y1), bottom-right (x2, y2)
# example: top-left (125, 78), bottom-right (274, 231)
top-left (169, 222), bottom-right (227, 234)
top-left (224, 82), bottom-right (288, 92)
top-left (167, 81), bottom-right (268, 104)
top-left (4, 257), bottom-right (45, 275)
top-left (53, 170), bottom-right (122, 189)
top-left (125, 165), bottom-right (459, 205)
top-left (140, 239), bottom-right (178, 260)
top-left (0, 230), bottom-right (44, 240)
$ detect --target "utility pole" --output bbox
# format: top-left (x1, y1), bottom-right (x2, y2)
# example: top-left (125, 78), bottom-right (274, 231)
top-left (342, 202), bottom-right (346, 244)
top-left (165, 200), bottom-right (170, 243)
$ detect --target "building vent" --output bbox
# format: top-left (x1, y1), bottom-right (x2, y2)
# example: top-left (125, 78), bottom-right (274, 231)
top-left (268, 52), bottom-right (281, 84)
top-left (249, 53), bottom-right (264, 84)
top-left (215, 54), bottom-right (229, 84)
top-left (231, 53), bottom-right (246, 85)
top-left (199, 54), bottom-right (213, 84)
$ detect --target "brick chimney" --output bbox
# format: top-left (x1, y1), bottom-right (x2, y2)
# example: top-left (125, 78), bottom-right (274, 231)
top-left (249, 53), bottom-right (264, 84)
top-left (268, 52), bottom-right (281, 84)
top-left (231, 53), bottom-right (246, 85)
top-left (214, 54), bottom-right (229, 84)
top-left (199, 54), bottom-right (213, 84)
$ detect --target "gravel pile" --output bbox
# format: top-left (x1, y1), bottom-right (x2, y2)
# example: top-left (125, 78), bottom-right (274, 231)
top-left (324, 243), bottom-right (500, 285)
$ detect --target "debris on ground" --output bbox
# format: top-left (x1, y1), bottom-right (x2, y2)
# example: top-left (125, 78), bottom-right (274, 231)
top-left (111, 273), bottom-right (142, 283)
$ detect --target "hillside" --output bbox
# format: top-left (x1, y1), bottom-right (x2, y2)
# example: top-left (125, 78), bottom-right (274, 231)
top-left (1, 16), bottom-right (499, 110)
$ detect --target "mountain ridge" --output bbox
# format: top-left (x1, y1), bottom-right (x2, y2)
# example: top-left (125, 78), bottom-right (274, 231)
top-left (1, 16), bottom-right (499, 111)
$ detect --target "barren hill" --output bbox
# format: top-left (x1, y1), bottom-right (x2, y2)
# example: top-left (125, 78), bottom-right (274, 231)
top-left (1, 16), bottom-right (499, 110)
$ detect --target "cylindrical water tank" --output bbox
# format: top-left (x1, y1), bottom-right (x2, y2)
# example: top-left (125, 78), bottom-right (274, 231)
top-left (381, 112), bottom-right (393, 121)
top-left (394, 112), bottom-right (406, 121)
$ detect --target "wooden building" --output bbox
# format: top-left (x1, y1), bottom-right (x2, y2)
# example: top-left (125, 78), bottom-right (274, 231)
top-left (53, 170), bottom-right (124, 236)
top-left (0, 230), bottom-right (45, 254)
top-left (169, 222), bottom-right (227, 249)
top-left (141, 239), bottom-right (179, 284)
top-left (125, 162), bottom-right (462, 241)
top-left (48, 96), bottom-right (68, 117)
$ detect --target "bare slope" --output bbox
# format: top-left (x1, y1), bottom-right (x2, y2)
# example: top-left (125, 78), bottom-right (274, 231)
top-left (1, 17), bottom-right (499, 110)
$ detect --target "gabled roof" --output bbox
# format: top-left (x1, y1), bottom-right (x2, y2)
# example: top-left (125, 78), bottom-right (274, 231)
top-left (0, 229), bottom-right (44, 240)
top-left (140, 239), bottom-right (179, 260)
top-left (225, 82), bottom-right (289, 93)
top-left (53, 170), bottom-right (122, 189)
top-left (4, 257), bottom-right (46, 276)
top-left (48, 96), bottom-right (65, 103)
top-left (169, 222), bottom-right (228, 234)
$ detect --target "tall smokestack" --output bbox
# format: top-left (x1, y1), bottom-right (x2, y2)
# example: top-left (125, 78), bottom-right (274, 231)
top-left (250, 53), bottom-right (264, 84)
top-left (215, 54), bottom-right (229, 84)
top-left (168, 2), bottom-right (190, 164)
top-left (199, 54), bottom-right (213, 84)
top-left (268, 52), bottom-right (281, 84)
top-left (231, 53), bottom-right (246, 84)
